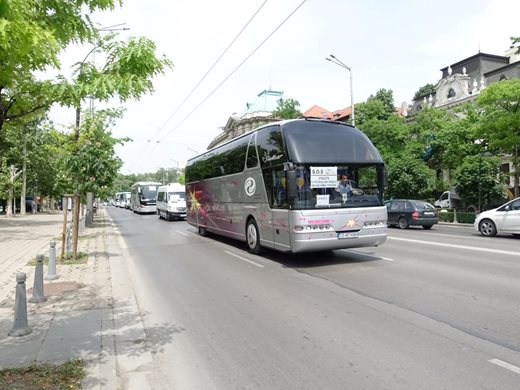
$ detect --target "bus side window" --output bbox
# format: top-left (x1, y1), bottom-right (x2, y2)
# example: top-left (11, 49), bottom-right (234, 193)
top-left (246, 133), bottom-right (258, 169)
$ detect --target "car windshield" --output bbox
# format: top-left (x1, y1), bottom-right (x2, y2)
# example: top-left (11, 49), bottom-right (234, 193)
top-left (168, 191), bottom-right (185, 201)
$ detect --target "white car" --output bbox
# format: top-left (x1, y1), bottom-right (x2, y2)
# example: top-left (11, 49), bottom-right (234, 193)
top-left (474, 197), bottom-right (520, 237)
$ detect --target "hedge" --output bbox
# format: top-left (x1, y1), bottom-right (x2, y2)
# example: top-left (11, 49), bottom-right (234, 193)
top-left (438, 210), bottom-right (476, 224)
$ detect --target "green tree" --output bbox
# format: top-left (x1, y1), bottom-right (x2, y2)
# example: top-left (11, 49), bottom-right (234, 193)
top-left (476, 79), bottom-right (520, 196)
top-left (413, 83), bottom-right (436, 101)
top-left (63, 109), bottom-right (127, 201)
top-left (355, 88), bottom-right (396, 126)
top-left (271, 98), bottom-right (302, 119)
top-left (358, 115), bottom-right (408, 161)
top-left (385, 155), bottom-right (435, 199)
top-left (0, 0), bottom-right (173, 134)
top-left (454, 155), bottom-right (504, 210)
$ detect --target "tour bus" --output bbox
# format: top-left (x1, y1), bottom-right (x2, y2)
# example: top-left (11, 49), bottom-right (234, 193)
top-left (113, 192), bottom-right (123, 207)
top-left (185, 118), bottom-right (387, 254)
top-left (114, 191), bottom-right (130, 208)
top-left (130, 181), bottom-right (161, 214)
top-left (156, 183), bottom-right (187, 221)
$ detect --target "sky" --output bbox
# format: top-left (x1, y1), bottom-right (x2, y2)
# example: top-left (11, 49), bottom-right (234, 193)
top-left (49, 0), bottom-right (520, 174)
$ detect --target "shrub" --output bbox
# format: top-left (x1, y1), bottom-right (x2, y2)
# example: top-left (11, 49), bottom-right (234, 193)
top-left (438, 210), bottom-right (475, 223)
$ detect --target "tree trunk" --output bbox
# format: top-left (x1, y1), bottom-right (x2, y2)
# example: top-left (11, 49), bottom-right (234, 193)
top-left (6, 165), bottom-right (21, 218)
top-left (6, 186), bottom-right (14, 217)
top-left (20, 141), bottom-right (27, 215)
top-left (72, 195), bottom-right (80, 257)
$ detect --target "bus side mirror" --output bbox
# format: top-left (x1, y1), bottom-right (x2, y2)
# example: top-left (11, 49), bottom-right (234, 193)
top-left (286, 170), bottom-right (297, 199)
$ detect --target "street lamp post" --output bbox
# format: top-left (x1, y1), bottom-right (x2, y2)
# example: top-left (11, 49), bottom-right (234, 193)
top-left (326, 54), bottom-right (355, 127)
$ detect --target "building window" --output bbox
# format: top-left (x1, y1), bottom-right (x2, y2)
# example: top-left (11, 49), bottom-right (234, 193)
top-left (447, 88), bottom-right (456, 99)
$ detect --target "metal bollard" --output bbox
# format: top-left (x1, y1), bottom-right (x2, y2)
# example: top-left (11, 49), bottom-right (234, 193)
top-left (29, 254), bottom-right (47, 303)
top-left (8, 273), bottom-right (32, 337)
top-left (45, 241), bottom-right (59, 280)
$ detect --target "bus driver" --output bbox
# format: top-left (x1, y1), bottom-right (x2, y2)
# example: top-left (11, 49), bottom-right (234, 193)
top-left (336, 174), bottom-right (353, 196)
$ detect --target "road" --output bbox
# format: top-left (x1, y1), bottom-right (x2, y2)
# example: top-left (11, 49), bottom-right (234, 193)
top-left (107, 206), bottom-right (520, 389)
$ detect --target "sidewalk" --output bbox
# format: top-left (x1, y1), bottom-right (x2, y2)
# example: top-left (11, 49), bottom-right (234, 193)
top-left (0, 208), bottom-right (152, 389)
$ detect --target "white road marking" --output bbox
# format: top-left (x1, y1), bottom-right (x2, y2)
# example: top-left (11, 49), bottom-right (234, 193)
top-left (341, 249), bottom-right (394, 262)
top-left (225, 250), bottom-right (264, 268)
top-left (426, 232), bottom-right (484, 240)
top-left (388, 237), bottom-right (520, 257)
top-left (176, 230), bottom-right (190, 237)
top-left (488, 359), bottom-right (520, 375)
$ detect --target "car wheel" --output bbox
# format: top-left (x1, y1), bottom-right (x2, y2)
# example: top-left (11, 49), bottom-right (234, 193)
top-left (422, 225), bottom-right (433, 230)
top-left (246, 219), bottom-right (262, 254)
top-left (166, 211), bottom-right (171, 221)
top-left (198, 226), bottom-right (207, 237)
top-left (479, 219), bottom-right (497, 237)
top-left (398, 217), bottom-right (409, 229)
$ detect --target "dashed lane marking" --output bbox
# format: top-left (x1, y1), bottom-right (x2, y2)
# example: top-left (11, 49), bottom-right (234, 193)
top-left (225, 250), bottom-right (264, 268)
top-left (388, 237), bottom-right (520, 257)
top-left (488, 359), bottom-right (520, 375)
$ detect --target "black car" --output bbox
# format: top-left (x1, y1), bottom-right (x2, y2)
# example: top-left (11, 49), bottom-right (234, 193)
top-left (385, 199), bottom-right (439, 229)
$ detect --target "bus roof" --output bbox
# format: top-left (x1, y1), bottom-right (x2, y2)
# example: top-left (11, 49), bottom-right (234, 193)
top-left (187, 118), bottom-right (383, 165)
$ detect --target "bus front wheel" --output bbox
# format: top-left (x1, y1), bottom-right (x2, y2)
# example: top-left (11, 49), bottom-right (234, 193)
top-left (246, 219), bottom-right (262, 255)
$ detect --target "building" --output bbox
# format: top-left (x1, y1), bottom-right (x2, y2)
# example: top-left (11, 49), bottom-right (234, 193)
top-left (207, 89), bottom-right (283, 149)
top-left (409, 44), bottom-right (520, 195)
top-left (302, 105), bottom-right (352, 122)
top-left (410, 45), bottom-right (520, 113)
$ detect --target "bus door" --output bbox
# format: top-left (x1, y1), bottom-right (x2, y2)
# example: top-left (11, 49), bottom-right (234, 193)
top-left (271, 169), bottom-right (291, 251)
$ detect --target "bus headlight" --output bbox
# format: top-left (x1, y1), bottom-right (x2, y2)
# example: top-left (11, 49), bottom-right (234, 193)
top-left (363, 220), bottom-right (386, 228)
top-left (293, 224), bottom-right (332, 232)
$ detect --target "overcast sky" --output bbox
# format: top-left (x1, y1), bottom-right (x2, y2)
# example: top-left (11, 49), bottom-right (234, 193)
top-left (50, 0), bottom-right (520, 174)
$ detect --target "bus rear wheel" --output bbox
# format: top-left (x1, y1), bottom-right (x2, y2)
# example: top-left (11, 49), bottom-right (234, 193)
top-left (246, 219), bottom-right (262, 255)
top-left (198, 226), bottom-right (207, 236)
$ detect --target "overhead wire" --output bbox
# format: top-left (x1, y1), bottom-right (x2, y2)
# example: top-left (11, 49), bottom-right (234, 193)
top-left (158, 0), bottom-right (309, 145)
top-left (146, 0), bottom-right (269, 144)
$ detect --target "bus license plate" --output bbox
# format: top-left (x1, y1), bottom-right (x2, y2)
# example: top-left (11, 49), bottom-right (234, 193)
top-left (337, 232), bottom-right (359, 239)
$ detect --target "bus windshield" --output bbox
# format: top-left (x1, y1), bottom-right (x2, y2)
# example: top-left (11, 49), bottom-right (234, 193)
top-left (275, 164), bottom-right (384, 210)
top-left (140, 185), bottom-right (159, 200)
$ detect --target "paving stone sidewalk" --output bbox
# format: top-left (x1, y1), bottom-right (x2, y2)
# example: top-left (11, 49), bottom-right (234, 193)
top-left (0, 208), bottom-right (139, 389)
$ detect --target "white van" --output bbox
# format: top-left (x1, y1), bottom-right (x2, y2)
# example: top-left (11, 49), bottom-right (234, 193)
top-left (156, 183), bottom-right (187, 221)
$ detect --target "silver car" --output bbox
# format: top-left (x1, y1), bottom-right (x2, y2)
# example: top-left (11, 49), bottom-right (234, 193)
top-left (474, 197), bottom-right (520, 237)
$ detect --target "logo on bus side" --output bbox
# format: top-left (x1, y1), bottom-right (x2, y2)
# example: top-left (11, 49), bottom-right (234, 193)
top-left (244, 177), bottom-right (256, 196)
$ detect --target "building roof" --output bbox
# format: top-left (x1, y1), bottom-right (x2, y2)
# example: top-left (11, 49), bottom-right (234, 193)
top-left (303, 105), bottom-right (333, 119)
top-left (439, 52), bottom-right (509, 73)
top-left (243, 89), bottom-right (283, 116)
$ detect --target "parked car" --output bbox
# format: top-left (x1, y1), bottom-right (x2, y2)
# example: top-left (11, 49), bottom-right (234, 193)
top-left (474, 197), bottom-right (520, 237)
top-left (385, 199), bottom-right (439, 229)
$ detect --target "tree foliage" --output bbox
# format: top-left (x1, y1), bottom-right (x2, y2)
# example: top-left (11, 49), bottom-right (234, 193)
top-left (271, 98), bottom-right (302, 119)
top-left (385, 155), bottom-right (435, 199)
top-left (454, 155), bottom-right (504, 208)
top-left (355, 88), bottom-right (396, 127)
top-left (358, 115), bottom-right (408, 161)
top-left (476, 79), bottom-right (520, 196)
top-left (413, 83), bottom-right (436, 101)
top-left (63, 109), bottom-right (127, 200)
top-left (0, 0), bottom-right (173, 132)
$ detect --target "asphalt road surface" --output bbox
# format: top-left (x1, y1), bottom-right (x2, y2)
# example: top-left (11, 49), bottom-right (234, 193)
top-left (107, 206), bottom-right (520, 390)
